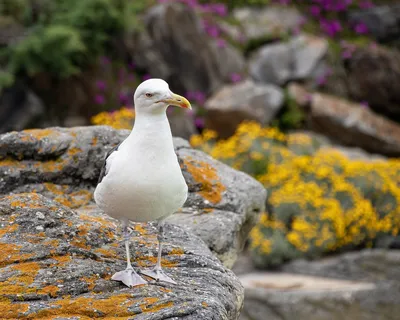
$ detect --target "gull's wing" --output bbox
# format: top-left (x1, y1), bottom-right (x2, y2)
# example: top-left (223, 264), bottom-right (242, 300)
top-left (97, 142), bottom-right (121, 185)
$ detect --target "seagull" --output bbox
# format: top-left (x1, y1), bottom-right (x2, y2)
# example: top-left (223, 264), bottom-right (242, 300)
top-left (94, 78), bottom-right (191, 287)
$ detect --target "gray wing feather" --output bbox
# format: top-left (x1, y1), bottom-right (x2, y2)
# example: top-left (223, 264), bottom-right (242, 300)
top-left (97, 142), bottom-right (121, 185)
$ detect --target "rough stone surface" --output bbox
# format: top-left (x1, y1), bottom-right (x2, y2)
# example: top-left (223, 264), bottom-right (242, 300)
top-left (0, 126), bottom-right (266, 268)
top-left (204, 79), bottom-right (284, 138)
top-left (0, 193), bottom-right (244, 319)
top-left (348, 4), bottom-right (400, 43)
top-left (239, 271), bottom-right (400, 320)
top-left (345, 45), bottom-right (400, 121)
top-left (129, 3), bottom-right (245, 95)
top-left (288, 83), bottom-right (400, 156)
top-left (249, 34), bottom-right (328, 86)
top-left (282, 249), bottom-right (400, 282)
top-left (233, 6), bottom-right (304, 43)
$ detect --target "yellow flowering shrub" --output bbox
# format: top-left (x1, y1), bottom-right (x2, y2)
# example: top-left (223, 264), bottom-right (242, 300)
top-left (90, 107), bottom-right (135, 129)
top-left (191, 121), bottom-right (400, 267)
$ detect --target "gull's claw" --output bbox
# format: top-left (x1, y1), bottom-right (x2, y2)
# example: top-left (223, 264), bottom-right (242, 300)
top-left (112, 268), bottom-right (148, 287)
top-left (140, 268), bottom-right (177, 285)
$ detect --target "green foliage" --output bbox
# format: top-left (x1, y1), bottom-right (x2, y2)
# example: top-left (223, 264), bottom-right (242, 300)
top-left (277, 89), bottom-right (306, 131)
top-left (10, 25), bottom-right (86, 78)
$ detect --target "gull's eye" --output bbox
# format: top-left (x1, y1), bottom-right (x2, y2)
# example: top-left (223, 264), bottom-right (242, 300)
top-left (145, 93), bottom-right (153, 98)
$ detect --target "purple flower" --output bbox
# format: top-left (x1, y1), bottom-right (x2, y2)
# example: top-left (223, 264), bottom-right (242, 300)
top-left (211, 4), bottom-right (227, 16)
top-left (95, 94), bottom-right (105, 105)
top-left (354, 22), bottom-right (368, 34)
top-left (341, 50), bottom-right (353, 59)
top-left (320, 19), bottom-right (342, 37)
top-left (206, 26), bottom-right (219, 38)
top-left (216, 38), bottom-right (226, 48)
top-left (310, 5), bottom-right (321, 17)
top-left (316, 75), bottom-right (327, 86)
top-left (359, 1), bottom-right (374, 9)
top-left (96, 80), bottom-right (106, 91)
top-left (194, 91), bottom-right (206, 105)
top-left (142, 74), bottom-right (152, 81)
top-left (230, 73), bottom-right (241, 83)
top-left (100, 56), bottom-right (110, 65)
top-left (119, 92), bottom-right (128, 105)
top-left (194, 117), bottom-right (205, 129)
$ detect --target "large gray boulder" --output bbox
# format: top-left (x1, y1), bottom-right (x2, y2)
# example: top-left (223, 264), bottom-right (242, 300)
top-left (204, 79), bottom-right (284, 138)
top-left (249, 34), bottom-right (328, 86)
top-left (0, 126), bottom-right (267, 319)
top-left (233, 6), bottom-right (304, 44)
top-left (129, 3), bottom-right (245, 95)
top-left (287, 83), bottom-right (400, 156)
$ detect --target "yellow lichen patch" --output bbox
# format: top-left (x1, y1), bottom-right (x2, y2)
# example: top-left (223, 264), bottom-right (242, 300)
top-left (9, 193), bottom-right (43, 209)
top-left (183, 158), bottom-right (226, 204)
top-left (39, 285), bottom-right (60, 298)
top-left (168, 248), bottom-right (184, 256)
top-left (21, 128), bottom-right (61, 141)
top-left (136, 256), bottom-right (177, 268)
top-left (70, 238), bottom-right (91, 250)
top-left (94, 247), bottom-right (118, 259)
top-left (0, 300), bottom-right (29, 318)
top-left (140, 297), bottom-right (173, 313)
top-left (0, 262), bottom-right (41, 296)
top-left (67, 147), bottom-right (82, 156)
top-left (0, 224), bottom-right (18, 238)
top-left (35, 293), bottom-right (135, 318)
top-left (43, 239), bottom-right (59, 248)
top-left (51, 255), bottom-right (71, 267)
top-left (80, 275), bottom-right (99, 291)
top-left (0, 242), bottom-right (34, 267)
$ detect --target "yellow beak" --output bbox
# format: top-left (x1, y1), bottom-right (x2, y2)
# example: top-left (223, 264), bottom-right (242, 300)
top-left (161, 93), bottom-right (192, 110)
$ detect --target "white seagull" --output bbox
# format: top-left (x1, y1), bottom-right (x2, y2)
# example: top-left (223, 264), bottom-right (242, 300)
top-left (94, 79), bottom-right (191, 287)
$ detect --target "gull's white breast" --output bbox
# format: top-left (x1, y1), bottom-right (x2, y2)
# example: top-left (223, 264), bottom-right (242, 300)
top-left (94, 136), bottom-right (188, 223)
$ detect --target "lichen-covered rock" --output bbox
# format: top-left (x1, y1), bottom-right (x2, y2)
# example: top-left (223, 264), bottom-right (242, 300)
top-left (0, 193), bottom-right (243, 319)
top-left (0, 126), bottom-right (266, 268)
top-left (0, 125), bottom-right (267, 319)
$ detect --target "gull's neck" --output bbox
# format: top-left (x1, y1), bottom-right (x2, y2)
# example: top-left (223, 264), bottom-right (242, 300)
top-left (128, 107), bottom-right (173, 145)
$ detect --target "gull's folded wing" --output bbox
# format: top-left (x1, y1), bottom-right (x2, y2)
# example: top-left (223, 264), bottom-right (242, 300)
top-left (97, 142), bottom-right (121, 185)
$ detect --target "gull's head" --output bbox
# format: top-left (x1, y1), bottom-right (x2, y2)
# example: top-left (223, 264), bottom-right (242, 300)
top-left (133, 78), bottom-right (191, 115)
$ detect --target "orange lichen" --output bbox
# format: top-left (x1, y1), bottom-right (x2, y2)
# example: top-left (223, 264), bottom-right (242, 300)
top-left (67, 147), bottom-right (82, 156)
top-left (0, 300), bottom-right (29, 318)
top-left (22, 128), bottom-right (60, 140)
top-left (39, 285), bottom-right (60, 298)
top-left (136, 256), bottom-right (177, 268)
top-left (0, 224), bottom-right (18, 238)
top-left (35, 294), bottom-right (135, 318)
top-left (169, 248), bottom-right (184, 255)
top-left (94, 247), bottom-right (118, 259)
top-left (91, 136), bottom-right (98, 146)
top-left (0, 262), bottom-right (41, 296)
top-left (0, 242), bottom-right (34, 267)
top-left (202, 208), bottom-right (214, 214)
top-left (43, 239), bottom-right (59, 247)
top-left (140, 297), bottom-right (173, 313)
top-left (132, 224), bottom-right (149, 235)
top-left (183, 157), bottom-right (226, 204)
top-left (52, 255), bottom-right (71, 267)
top-left (80, 275), bottom-right (98, 291)
top-left (70, 239), bottom-right (91, 250)
top-left (202, 302), bottom-right (208, 307)
top-left (77, 224), bottom-right (89, 237)
top-left (9, 193), bottom-right (43, 209)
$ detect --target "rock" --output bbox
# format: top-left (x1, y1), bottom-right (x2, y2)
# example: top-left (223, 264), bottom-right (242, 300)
top-left (348, 4), bottom-right (400, 43)
top-left (0, 81), bottom-right (45, 134)
top-left (0, 126), bottom-right (267, 268)
top-left (288, 84), bottom-right (400, 156)
top-left (168, 109), bottom-right (197, 140)
top-left (0, 193), bottom-right (244, 319)
top-left (249, 34), bottom-right (328, 86)
top-left (345, 45), bottom-right (400, 121)
top-left (204, 79), bottom-right (284, 138)
top-left (233, 6), bottom-right (304, 44)
top-left (129, 3), bottom-right (245, 95)
top-left (282, 249), bottom-right (400, 282)
top-left (239, 271), bottom-right (400, 320)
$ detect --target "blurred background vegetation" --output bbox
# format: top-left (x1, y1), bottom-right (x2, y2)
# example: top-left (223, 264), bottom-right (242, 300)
top-left (1, 0), bottom-right (400, 271)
